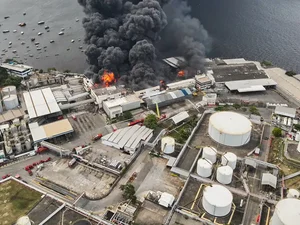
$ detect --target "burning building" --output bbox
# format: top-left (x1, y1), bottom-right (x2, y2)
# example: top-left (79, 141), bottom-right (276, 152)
top-left (78, 0), bottom-right (210, 90)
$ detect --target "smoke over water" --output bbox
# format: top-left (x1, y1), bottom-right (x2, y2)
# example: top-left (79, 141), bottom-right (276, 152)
top-left (78, 0), bottom-right (210, 90)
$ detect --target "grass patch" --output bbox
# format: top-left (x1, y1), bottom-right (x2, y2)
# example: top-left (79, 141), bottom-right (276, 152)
top-left (0, 180), bottom-right (42, 224)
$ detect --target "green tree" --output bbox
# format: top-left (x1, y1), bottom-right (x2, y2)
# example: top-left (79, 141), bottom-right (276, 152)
top-left (47, 67), bottom-right (57, 72)
top-left (294, 124), bottom-right (300, 131)
top-left (249, 106), bottom-right (260, 115)
top-left (120, 183), bottom-right (137, 204)
top-left (3, 76), bottom-right (22, 88)
top-left (233, 103), bottom-right (241, 110)
top-left (261, 60), bottom-right (272, 67)
top-left (144, 114), bottom-right (158, 129)
top-left (39, 69), bottom-right (43, 73)
top-left (285, 71), bottom-right (296, 76)
top-left (64, 69), bottom-right (71, 73)
top-left (272, 127), bottom-right (282, 137)
top-left (123, 111), bottom-right (133, 120)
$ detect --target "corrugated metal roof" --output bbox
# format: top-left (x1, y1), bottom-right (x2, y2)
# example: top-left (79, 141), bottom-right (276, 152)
top-left (262, 173), bottom-right (277, 188)
top-left (275, 106), bottom-right (296, 118)
top-left (225, 78), bottom-right (277, 91)
top-left (171, 111), bottom-right (189, 124)
top-left (237, 85), bottom-right (266, 93)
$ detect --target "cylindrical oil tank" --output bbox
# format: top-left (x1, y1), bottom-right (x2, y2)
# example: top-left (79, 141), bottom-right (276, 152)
top-left (23, 114), bottom-right (29, 123)
top-left (287, 118), bottom-right (292, 127)
top-left (0, 100), bottom-right (3, 113)
top-left (2, 86), bottom-right (17, 96)
top-left (202, 184), bottom-right (233, 217)
top-left (10, 125), bottom-right (17, 133)
top-left (287, 189), bottom-right (300, 198)
top-left (25, 140), bottom-right (31, 151)
top-left (282, 117), bottom-right (288, 126)
top-left (161, 136), bottom-right (175, 154)
top-left (208, 112), bottom-right (252, 147)
top-left (13, 118), bottom-right (20, 125)
top-left (16, 216), bottom-right (31, 225)
top-left (221, 152), bottom-right (237, 169)
top-left (295, 132), bottom-right (300, 142)
top-left (293, 119), bottom-right (298, 125)
top-left (202, 146), bottom-right (217, 163)
top-left (217, 165), bottom-right (233, 184)
top-left (3, 94), bottom-right (19, 110)
top-left (15, 142), bottom-right (22, 153)
top-left (277, 116), bottom-right (281, 123)
top-left (197, 158), bottom-right (212, 177)
top-left (20, 120), bottom-right (27, 131)
top-left (5, 145), bottom-right (12, 154)
top-left (270, 198), bottom-right (300, 225)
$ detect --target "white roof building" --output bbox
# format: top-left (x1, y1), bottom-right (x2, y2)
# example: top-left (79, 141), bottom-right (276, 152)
top-left (275, 106), bottom-right (296, 118)
top-left (171, 111), bottom-right (189, 124)
top-left (103, 95), bottom-right (141, 119)
top-left (158, 192), bottom-right (175, 208)
top-left (225, 78), bottom-right (277, 92)
top-left (23, 88), bottom-right (61, 119)
top-left (102, 125), bottom-right (153, 154)
top-left (1, 63), bottom-right (33, 78)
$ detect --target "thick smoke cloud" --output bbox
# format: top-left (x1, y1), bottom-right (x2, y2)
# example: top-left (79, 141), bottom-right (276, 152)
top-left (78, 0), bottom-right (210, 90)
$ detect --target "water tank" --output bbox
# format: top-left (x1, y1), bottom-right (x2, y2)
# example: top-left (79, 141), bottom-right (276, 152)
top-left (197, 158), bottom-right (212, 177)
top-left (282, 117), bottom-right (288, 126)
top-left (13, 118), bottom-right (20, 125)
top-left (3, 94), bottom-right (19, 110)
top-left (23, 114), bottom-right (29, 123)
top-left (2, 86), bottom-right (17, 96)
top-left (208, 112), bottom-right (252, 147)
top-left (20, 120), bottom-right (27, 131)
top-left (16, 216), bottom-right (31, 225)
top-left (216, 165), bottom-right (233, 184)
top-left (15, 142), bottom-right (22, 153)
top-left (25, 140), bottom-right (31, 151)
top-left (10, 125), bottom-right (17, 134)
top-left (277, 116), bottom-right (281, 123)
top-left (270, 198), bottom-right (300, 225)
top-left (293, 119), bottom-right (298, 125)
top-left (295, 132), bottom-right (300, 142)
top-left (287, 189), bottom-right (300, 198)
top-left (202, 184), bottom-right (233, 217)
top-left (161, 136), bottom-right (175, 154)
top-left (287, 118), bottom-right (292, 127)
top-left (221, 152), bottom-right (237, 169)
top-left (202, 146), bottom-right (217, 163)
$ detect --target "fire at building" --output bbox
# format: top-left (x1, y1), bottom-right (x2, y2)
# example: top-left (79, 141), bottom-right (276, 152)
top-left (101, 71), bottom-right (116, 87)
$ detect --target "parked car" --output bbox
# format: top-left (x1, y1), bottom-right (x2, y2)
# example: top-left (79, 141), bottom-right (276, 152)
top-left (2, 174), bottom-right (10, 179)
top-left (28, 170), bottom-right (33, 176)
top-left (15, 174), bottom-right (21, 179)
top-left (36, 146), bottom-right (49, 154)
top-left (45, 157), bottom-right (52, 162)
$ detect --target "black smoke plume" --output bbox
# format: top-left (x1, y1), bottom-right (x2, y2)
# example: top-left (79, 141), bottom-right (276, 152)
top-left (78, 0), bottom-right (210, 90)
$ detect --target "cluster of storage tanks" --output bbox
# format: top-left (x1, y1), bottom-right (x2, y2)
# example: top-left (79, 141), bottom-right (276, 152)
top-left (1, 116), bottom-right (32, 156)
top-left (275, 115), bottom-right (296, 127)
top-left (0, 86), bottom-right (19, 112)
top-left (197, 146), bottom-right (237, 185)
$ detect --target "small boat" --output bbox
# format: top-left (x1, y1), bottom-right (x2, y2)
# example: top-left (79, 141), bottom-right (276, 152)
top-left (37, 48), bottom-right (41, 50)
top-left (79, 46), bottom-right (83, 49)
top-left (38, 21), bottom-right (45, 25)
top-left (45, 25), bottom-right (49, 30)
top-left (71, 39), bottom-right (74, 43)
top-left (13, 30), bottom-right (17, 33)
top-left (55, 53), bottom-right (59, 56)
top-left (47, 30), bottom-right (50, 32)
top-left (19, 22), bottom-right (26, 27)
top-left (50, 40), bottom-right (54, 43)
top-left (4, 16), bottom-right (9, 19)
top-left (21, 42), bottom-right (25, 45)
top-left (23, 12), bottom-right (26, 16)
top-left (31, 38), bottom-right (35, 42)
top-left (58, 31), bottom-right (64, 35)
top-left (37, 32), bottom-right (43, 36)
top-left (26, 46), bottom-right (29, 48)
top-left (67, 48), bottom-right (70, 51)
top-left (2, 30), bottom-right (9, 33)
top-left (8, 46), bottom-right (12, 49)
top-left (61, 28), bottom-right (65, 31)
top-left (12, 50), bottom-right (17, 53)
top-left (43, 46), bottom-right (47, 48)
top-left (9, 42), bottom-right (12, 45)
top-left (78, 38), bottom-right (81, 41)
top-left (34, 42), bottom-right (39, 45)
top-left (76, 18), bottom-right (79, 22)
top-left (29, 54), bottom-right (33, 57)
top-left (21, 31), bottom-right (24, 35)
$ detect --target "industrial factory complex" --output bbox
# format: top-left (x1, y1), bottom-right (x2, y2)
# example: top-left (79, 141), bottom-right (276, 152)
top-left (1, 58), bottom-right (300, 225)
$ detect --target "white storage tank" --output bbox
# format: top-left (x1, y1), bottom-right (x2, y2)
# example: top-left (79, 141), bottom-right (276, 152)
top-left (2, 85), bottom-right (17, 96)
top-left (202, 184), bottom-right (233, 217)
top-left (217, 165), bottom-right (233, 184)
top-left (287, 118), bottom-right (292, 127)
top-left (221, 152), bottom-right (237, 169)
top-left (208, 112), bottom-right (252, 147)
top-left (287, 189), bottom-right (300, 198)
top-left (23, 114), bottom-right (30, 123)
top-left (161, 136), bottom-right (175, 154)
top-left (295, 132), bottom-right (300, 142)
top-left (277, 116), bottom-right (281, 124)
top-left (270, 198), bottom-right (300, 225)
top-left (3, 94), bottom-right (19, 110)
top-left (25, 140), bottom-right (31, 151)
top-left (197, 158), bottom-right (212, 177)
top-left (16, 216), bottom-right (31, 225)
top-left (15, 142), bottom-right (22, 153)
top-left (10, 125), bottom-right (17, 133)
top-left (202, 146), bottom-right (217, 163)
top-left (282, 117), bottom-right (288, 126)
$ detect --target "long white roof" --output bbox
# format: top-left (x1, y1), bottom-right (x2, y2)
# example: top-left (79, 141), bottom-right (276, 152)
top-left (225, 78), bottom-right (277, 91)
top-left (23, 88), bottom-right (61, 119)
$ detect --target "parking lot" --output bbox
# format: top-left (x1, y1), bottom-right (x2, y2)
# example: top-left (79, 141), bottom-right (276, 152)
top-left (37, 158), bottom-right (118, 199)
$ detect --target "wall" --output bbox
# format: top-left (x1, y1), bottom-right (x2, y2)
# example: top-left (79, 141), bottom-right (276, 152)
top-left (122, 100), bottom-right (140, 112)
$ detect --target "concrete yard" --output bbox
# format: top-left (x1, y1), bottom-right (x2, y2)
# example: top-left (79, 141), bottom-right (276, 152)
top-left (135, 200), bottom-right (169, 225)
top-left (37, 158), bottom-right (117, 199)
top-left (286, 142), bottom-right (300, 161)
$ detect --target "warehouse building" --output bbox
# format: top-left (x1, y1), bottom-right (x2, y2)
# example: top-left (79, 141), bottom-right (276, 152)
top-left (225, 78), bottom-right (277, 93)
top-left (144, 88), bottom-right (192, 110)
top-left (103, 95), bottom-right (141, 119)
top-left (274, 106), bottom-right (296, 118)
top-left (102, 125), bottom-right (153, 154)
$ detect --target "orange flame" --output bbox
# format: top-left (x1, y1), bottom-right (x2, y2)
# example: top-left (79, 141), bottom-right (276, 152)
top-left (101, 70), bottom-right (115, 87)
top-left (178, 70), bottom-right (185, 77)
